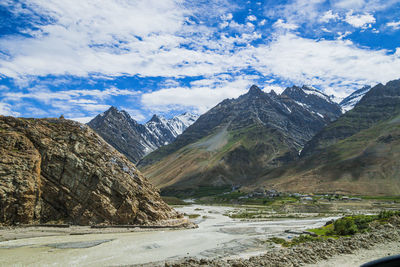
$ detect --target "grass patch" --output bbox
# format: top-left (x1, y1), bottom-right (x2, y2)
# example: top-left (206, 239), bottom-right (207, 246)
top-left (308, 223), bottom-right (334, 236)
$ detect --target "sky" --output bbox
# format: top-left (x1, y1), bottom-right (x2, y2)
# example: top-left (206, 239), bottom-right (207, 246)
top-left (1, 0), bottom-right (400, 123)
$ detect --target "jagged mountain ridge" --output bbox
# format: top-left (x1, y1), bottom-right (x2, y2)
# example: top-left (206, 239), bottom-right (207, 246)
top-left (87, 107), bottom-right (198, 163)
top-left (139, 85), bottom-right (342, 195)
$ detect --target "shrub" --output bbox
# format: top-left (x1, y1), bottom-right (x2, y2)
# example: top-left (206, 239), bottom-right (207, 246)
top-left (334, 217), bottom-right (358, 235)
top-left (333, 215), bottom-right (378, 235)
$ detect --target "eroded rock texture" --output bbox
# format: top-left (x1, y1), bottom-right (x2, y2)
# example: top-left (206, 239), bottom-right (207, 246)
top-left (0, 116), bottom-right (183, 226)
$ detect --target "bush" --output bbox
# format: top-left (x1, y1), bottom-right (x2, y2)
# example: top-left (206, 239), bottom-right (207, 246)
top-left (333, 215), bottom-right (377, 235)
top-left (334, 217), bottom-right (358, 235)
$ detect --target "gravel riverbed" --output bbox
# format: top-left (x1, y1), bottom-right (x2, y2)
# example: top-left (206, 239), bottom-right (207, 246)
top-left (164, 216), bottom-right (400, 267)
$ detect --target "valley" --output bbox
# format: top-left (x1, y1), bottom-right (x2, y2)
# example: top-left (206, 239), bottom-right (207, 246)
top-left (2, 2), bottom-right (400, 266)
top-left (1, 201), bottom-right (399, 266)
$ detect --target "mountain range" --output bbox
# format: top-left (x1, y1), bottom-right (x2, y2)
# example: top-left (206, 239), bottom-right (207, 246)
top-left (87, 107), bottom-right (198, 163)
top-left (259, 79), bottom-right (400, 195)
top-left (138, 85), bottom-right (343, 196)
top-left (87, 80), bottom-right (398, 196)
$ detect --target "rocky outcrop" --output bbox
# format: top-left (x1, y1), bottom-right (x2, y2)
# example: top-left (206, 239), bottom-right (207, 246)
top-left (0, 116), bottom-right (187, 226)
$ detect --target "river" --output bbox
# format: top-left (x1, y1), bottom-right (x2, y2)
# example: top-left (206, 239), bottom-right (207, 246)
top-left (0, 205), bottom-right (336, 266)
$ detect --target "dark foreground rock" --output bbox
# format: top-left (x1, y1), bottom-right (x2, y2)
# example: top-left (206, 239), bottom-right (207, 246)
top-left (0, 116), bottom-right (189, 226)
top-left (165, 216), bottom-right (400, 267)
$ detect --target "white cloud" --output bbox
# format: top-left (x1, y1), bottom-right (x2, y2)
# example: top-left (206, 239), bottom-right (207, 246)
top-left (344, 11), bottom-right (375, 28)
top-left (4, 87), bottom-right (138, 103)
top-left (387, 21), bottom-right (400, 30)
top-left (265, 0), bottom-right (325, 26)
top-left (68, 116), bottom-right (94, 123)
top-left (221, 13), bottom-right (233, 21)
top-left (249, 33), bottom-right (400, 97)
top-left (273, 19), bottom-right (299, 30)
top-left (247, 15), bottom-right (257, 21)
top-left (122, 108), bottom-right (146, 122)
top-left (333, 0), bottom-right (400, 11)
top-left (334, 0), bottom-right (366, 9)
top-left (337, 31), bottom-right (352, 40)
top-left (0, 0), bottom-right (191, 79)
top-left (262, 85), bottom-right (285, 94)
top-left (0, 102), bottom-right (21, 117)
top-left (141, 77), bottom-right (253, 114)
top-left (320, 10), bottom-right (339, 23)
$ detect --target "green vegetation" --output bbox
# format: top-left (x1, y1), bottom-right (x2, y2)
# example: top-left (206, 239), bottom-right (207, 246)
top-left (269, 210), bottom-right (400, 247)
top-left (308, 223), bottom-right (334, 236)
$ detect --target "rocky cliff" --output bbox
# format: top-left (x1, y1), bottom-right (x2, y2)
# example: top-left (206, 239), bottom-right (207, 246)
top-left (0, 116), bottom-right (186, 226)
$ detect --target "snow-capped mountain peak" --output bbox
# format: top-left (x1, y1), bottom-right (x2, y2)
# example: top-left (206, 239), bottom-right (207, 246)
top-left (145, 112), bottom-right (199, 142)
top-left (339, 85), bottom-right (371, 112)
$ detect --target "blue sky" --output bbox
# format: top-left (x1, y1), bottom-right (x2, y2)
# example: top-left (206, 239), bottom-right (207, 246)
top-left (1, 0), bottom-right (400, 123)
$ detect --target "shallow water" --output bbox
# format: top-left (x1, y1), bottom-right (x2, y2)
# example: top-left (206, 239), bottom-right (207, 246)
top-left (0, 205), bottom-right (336, 266)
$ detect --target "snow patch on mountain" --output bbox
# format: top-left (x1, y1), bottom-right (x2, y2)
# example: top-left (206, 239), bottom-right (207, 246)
top-left (301, 86), bottom-right (332, 103)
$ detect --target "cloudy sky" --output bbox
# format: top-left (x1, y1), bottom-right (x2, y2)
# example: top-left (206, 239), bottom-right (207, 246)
top-left (1, 0), bottom-right (400, 123)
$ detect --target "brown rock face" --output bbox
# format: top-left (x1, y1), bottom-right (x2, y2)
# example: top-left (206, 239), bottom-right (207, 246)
top-left (0, 116), bottom-right (183, 226)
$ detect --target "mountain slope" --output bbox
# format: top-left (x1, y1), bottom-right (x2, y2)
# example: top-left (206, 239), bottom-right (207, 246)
top-left (139, 85), bottom-right (341, 195)
top-left (258, 79), bottom-right (400, 195)
top-left (259, 113), bottom-right (400, 195)
top-left (87, 107), bottom-right (198, 163)
top-left (0, 116), bottom-right (186, 226)
top-left (301, 79), bottom-right (400, 157)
